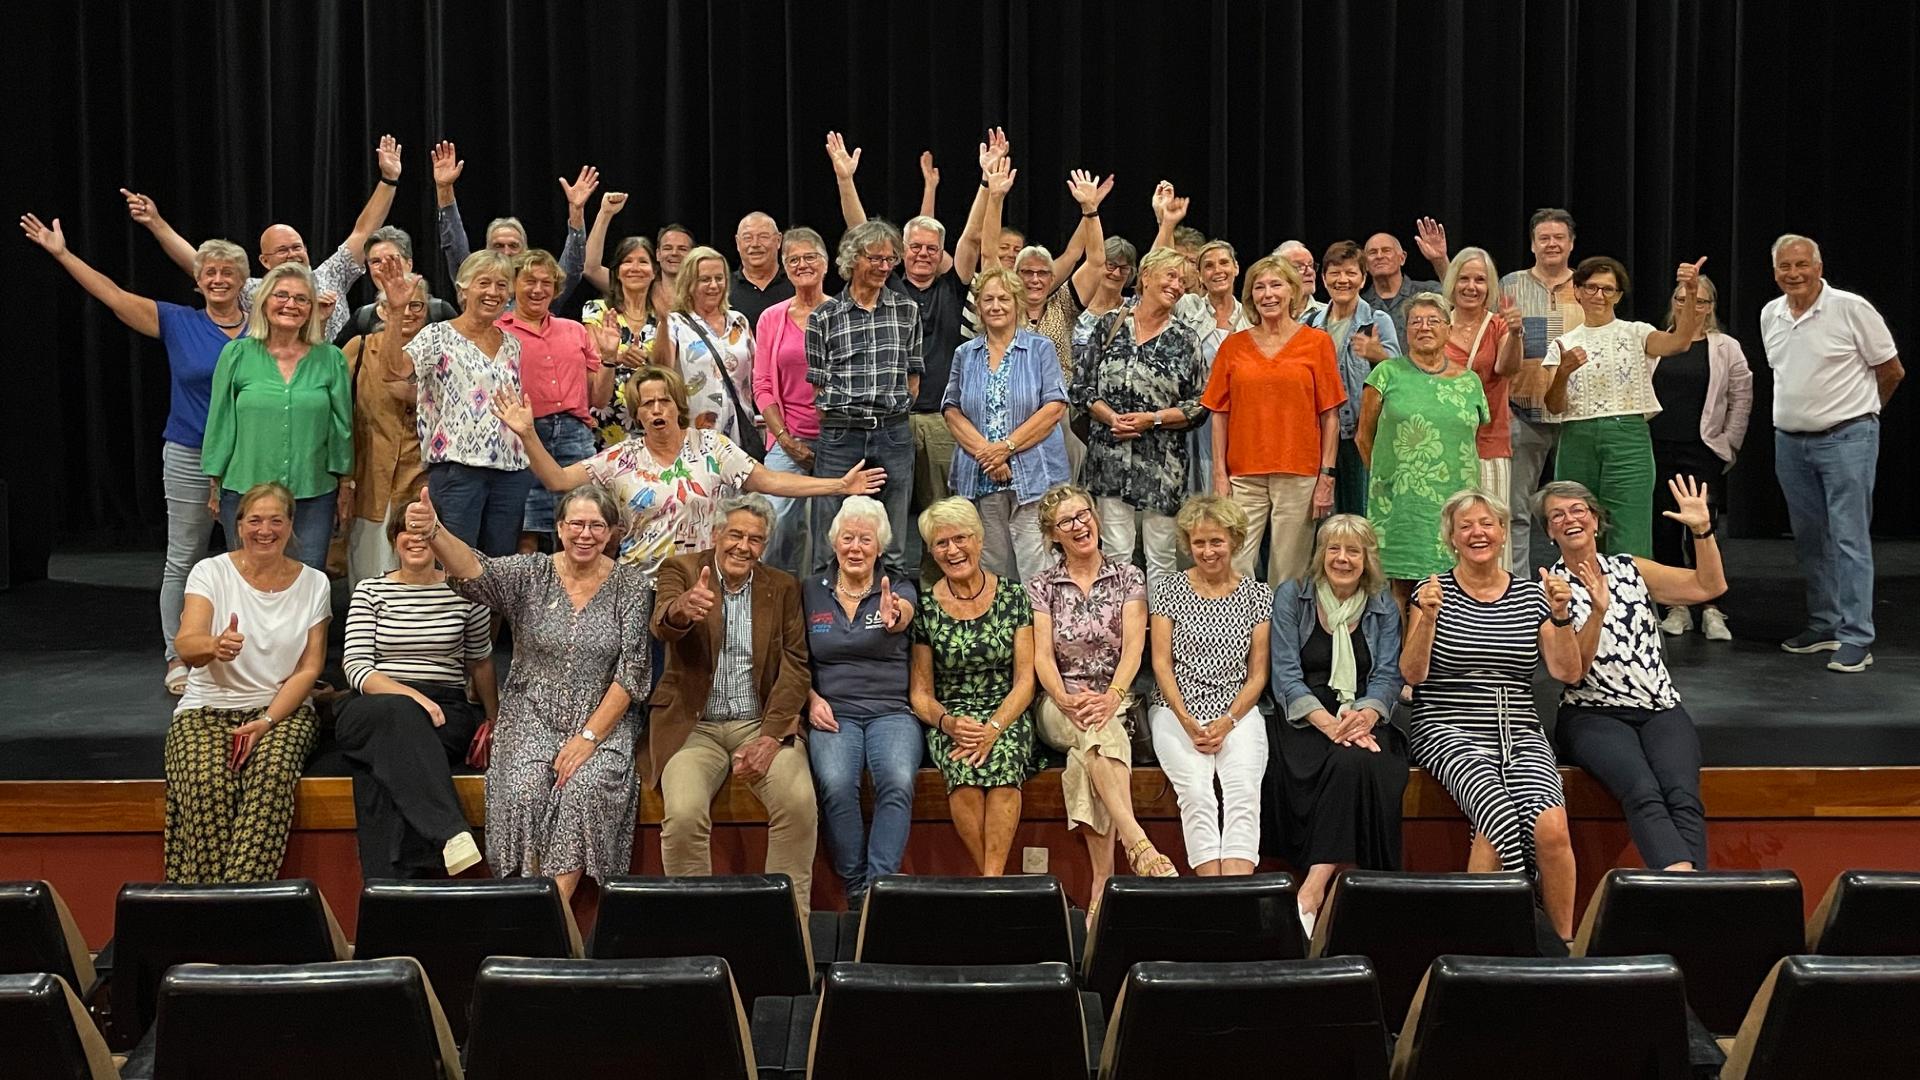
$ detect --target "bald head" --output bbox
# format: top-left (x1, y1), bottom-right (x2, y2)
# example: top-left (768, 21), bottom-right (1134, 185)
top-left (1363, 232), bottom-right (1407, 282)
top-left (258, 224), bottom-right (310, 270)
top-left (735, 212), bottom-right (781, 277)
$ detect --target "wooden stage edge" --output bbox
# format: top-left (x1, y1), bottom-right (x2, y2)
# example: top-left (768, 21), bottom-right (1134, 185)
top-left (4, 767), bottom-right (1920, 835)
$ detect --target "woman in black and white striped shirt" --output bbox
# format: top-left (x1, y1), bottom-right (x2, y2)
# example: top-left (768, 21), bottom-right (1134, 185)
top-left (1400, 489), bottom-right (1589, 942)
top-left (333, 499), bottom-right (498, 880)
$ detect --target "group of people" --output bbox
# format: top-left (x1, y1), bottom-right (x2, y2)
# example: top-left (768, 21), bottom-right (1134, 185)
top-left (23, 126), bottom-right (1901, 935)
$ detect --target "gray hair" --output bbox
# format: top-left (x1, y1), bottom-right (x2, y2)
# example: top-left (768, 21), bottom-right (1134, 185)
top-left (557, 484), bottom-right (626, 532)
top-left (714, 493), bottom-right (775, 533)
top-left (826, 495), bottom-right (893, 551)
top-left (1772, 233), bottom-right (1823, 265)
top-left (1441, 247), bottom-right (1500, 307)
top-left (484, 216), bottom-right (528, 248)
top-left (903, 215), bottom-right (947, 247)
top-left (737, 211), bottom-right (779, 234)
top-left (1405, 291), bottom-right (1454, 325)
top-left (1272, 240), bottom-right (1310, 259)
top-left (1440, 488), bottom-right (1512, 550)
top-left (1103, 236), bottom-right (1138, 287)
top-left (364, 225), bottom-right (415, 263)
top-left (917, 496), bottom-right (984, 545)
top-left (1016, 244), bottom-right (1055, 270)
top-left (245, 263), bottom-right (325, 345)
top-left (837, 219), bottom-right (903, 278)
top-left (1531, 480), bottom-right (1611, 538)
top-left (782, 227), bottom-right (827, 261)
top-left (193, 239), bottom-right (247, 280)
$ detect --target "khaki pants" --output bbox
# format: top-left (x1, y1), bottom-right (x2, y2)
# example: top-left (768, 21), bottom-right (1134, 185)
top-left (659, 719), bottom-right (818, 915)
top-left (1034, 696), bottom-right (1133, 835)
top-left (911, 413), bottom-right (957, 579)
top-left (1478, 456), bottom-right (1514, 572)
top-left (1230, 473), bottom-right (1317, 584)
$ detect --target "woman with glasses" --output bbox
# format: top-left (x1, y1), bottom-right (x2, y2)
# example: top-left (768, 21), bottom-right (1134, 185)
top-left (1649, 275), bottom-right (1751, 640)
top-left (340, 275), bottom-right (433, 586)
top-left (1541, 256), bottom-right (1709, 558)
top-left (753, 228), bottom-right (832, 575)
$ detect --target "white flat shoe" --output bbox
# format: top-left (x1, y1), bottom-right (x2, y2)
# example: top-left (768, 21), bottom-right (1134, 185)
top-left (443, 831), bottom-right (482, 876)
top-left (1298, 902), bottom-right (1316, 941)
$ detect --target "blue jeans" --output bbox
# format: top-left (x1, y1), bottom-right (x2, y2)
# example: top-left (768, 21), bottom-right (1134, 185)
top-left (426, 462), bottom-right (537, 557)
top-left (809, 711), bottom-right (922, 903)
top-left (811, 417), bottom-right (915, 575)
top-left (1775, 415), bottom-right (1879, 646)
top-left (219, 488), bottom-right (334, 571)
top-left (761, 438), bottom-right (814, 576)
top-left (162, 442), bottom-right (217, 660)
top-left (523, 414), bottom-right (597, 533)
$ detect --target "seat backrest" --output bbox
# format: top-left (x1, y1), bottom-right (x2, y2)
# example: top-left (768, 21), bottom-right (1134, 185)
top-left (1721, 955), bottom-right (1920, 1080)
top-left (0, 972), bottom-right (119, 1080)
top-left (856, 874), bottom-right (1072, 966)
top-left (809, 961), bottom-right (1087, 1080)
top-left (1313, 870), bottom-right (1538, 1029)
top-left (151, 957), bottom-right (460, 1080)
top-left (1101, 958), bottom-right (1389, 1080)
top-left (354, 877), bottom-right (581, 1042)
top-left (111, 879), bottom-right (347, 1046)
top-left (1805, 870), bottom-right (1920, 955)
top-left (1392, 955), bottom-right (1690, 1080)
top-left (464, 956), bottom-right (755, 1080)
top-left (1081, 874), bottom-right (1305, 1010)
top-left (1575, 869), bottom-right (1805, 1035)
top-left (0, 880), bottom-right (94, 991)
top-left (586, 875), bottom-right (811, 1001)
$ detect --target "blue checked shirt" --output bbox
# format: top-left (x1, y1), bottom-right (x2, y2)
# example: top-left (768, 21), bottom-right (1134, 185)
top-left (702, 559), bottom-right (762, 721)
top-left (806, 287), bottom-right (925, 418)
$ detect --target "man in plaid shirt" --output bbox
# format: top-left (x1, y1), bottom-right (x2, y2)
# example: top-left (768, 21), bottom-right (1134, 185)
top-left (806, 219), bottom-right (924, 573)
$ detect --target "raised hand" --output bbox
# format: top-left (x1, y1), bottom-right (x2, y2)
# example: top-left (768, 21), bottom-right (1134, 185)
top-left (371, 256), bottom-right (419, 309)
top-left (839, 458), bottom-right (886, 495)
top-left (1661, 474), bottom-right (1712, 533)
top-left (19, 214), bottom-right (66, 257)
top-left (1415, 574), bottom-right (1443, 618)
top-left (920, 150), bottom-right (940, 188)
top-left (406, 486), bottom-right (440, 538)
top-left (825, 131), bottom-right (862, 180)
top-left (1557, 343), bottom-right (1589, 375)
top-left (120, 189), bottom-right (159, 226)
top-left (316, 290), bottom-right (339, 324)
top-left (1539, 566), bottom-right (1573, 620)
top-left (431, 141), bottom-right (464, 187)
top-left (214, 614), bottom-right (245, 663)
top-left (1498, 293), bottom-right (1526, 337)
top-left (1414, 216), bottom-right (1449, 263)
top-left (488, 388), bottom-right (536, 436)
top-left (587, 318), bottom-right (622, 363)
top-left (560, 166), bottom-right (600, 212)
top-left (977, 127), bottom-right (1009, 174)
top-left (1676, 256), bottom-right (1708, 301)
top-left (677, 566), bottom-right (717, 623)
top-left (1160, 183), bottom-right (1190, 225)
top-left (377, 134), bottom-right (403, 181)
top-left (1067, 169), bottom-right (1113, 212)
top-left (984, 156), bottom-right (1016, 198)
top-left (600, 191), bottom-right (629, 217)
top-left (1151, 180), bottom-right (1172, 223)
top-left (1569, 558), bottom-right (1610, 618)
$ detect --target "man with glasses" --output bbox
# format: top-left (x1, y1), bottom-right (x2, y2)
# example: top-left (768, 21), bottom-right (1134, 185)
top-left (1273, 241), bottom-right (1328, 320)
top-left (1499, 208), bottom-right (1584, 568)
top-left (730, 212), bottom-right (794, 326)
top-left (807, 219), bottom-right (923, 574)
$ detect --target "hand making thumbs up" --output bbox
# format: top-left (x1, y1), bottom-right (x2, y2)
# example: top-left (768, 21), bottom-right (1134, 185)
top-left (214, 614), bottom-right (245, 663)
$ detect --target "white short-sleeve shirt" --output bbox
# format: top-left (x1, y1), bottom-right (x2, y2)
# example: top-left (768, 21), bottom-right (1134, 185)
top-left (1541, 319), bottom-right (1660, 422)
top-left (176, 555), bottom-right (333, 714)
top-left (1760, 284), bottom-right (1899, 432)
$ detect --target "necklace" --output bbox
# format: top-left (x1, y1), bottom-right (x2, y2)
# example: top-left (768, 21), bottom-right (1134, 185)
top-left (835, 572), bottom-right (874, 601)
top-left (1410, 350), bottom-right (1449, 374)
top-left (208, 311), bottom-right (244, 329)
top-left (948, 571), bottom-right (988, 602)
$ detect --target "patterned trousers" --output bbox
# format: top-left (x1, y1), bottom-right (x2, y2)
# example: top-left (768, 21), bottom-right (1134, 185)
top-left (1411, 716), bottom-right (1564, 876)
top-left (163, 704), bottom-right (318, 883)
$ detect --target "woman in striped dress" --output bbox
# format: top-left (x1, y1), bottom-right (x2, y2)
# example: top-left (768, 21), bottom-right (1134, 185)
top-left (1400, 489), bottom-right (1589, 941)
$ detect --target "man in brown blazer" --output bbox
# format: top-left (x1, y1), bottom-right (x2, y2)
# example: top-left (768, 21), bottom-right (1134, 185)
top-left (648, 493), bottom-right (818, 911)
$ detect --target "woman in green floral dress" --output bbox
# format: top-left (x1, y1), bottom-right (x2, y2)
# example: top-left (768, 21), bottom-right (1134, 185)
top-left (909, 497), bottom-right (1037, 875)
top-left (1356, 293), bottom-right (1490, 613)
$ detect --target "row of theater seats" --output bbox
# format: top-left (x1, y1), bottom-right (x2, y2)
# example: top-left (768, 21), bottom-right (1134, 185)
top-left (2, 868), bottom-right (1918, 1077)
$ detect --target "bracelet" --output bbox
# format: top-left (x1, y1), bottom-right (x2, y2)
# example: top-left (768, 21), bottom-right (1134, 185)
top-left (1081, 210), bottom-right (1100, 218)
top-left (980, 179), bottom-right (989, 189)
top-left (378, 176), bottom-right (399, 187)
top-left (1320, 466), bottom-right (1337, 478)
top-left (1106, 683), bottom-right (1125, 697)
top-left (937, 711), bottom-right (950, 734)
top-left (986, 718), bottom-right (1004, 733)
top-left (1692, 522), bottom-right (1716, 540)
top-left (1550, 613), bottom-right (1574, 627)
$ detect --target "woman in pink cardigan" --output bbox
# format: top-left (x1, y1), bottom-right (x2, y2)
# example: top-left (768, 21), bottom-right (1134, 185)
top-left (1650, 273), bottom-right (1752, 640)
top-left (753, 227), bottom-right (830, 574)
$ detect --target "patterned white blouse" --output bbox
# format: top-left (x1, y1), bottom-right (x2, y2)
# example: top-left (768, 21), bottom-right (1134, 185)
top-left (403, 321), bottom-right (529, 470)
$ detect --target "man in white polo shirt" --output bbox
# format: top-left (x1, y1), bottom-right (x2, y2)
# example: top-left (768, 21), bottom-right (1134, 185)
top-left (1762, 234), bottom-right (1904, 673)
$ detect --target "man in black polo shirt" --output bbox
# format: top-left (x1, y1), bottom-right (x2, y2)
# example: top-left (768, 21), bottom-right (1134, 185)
top-left (731, 211), bottom-right (795, 327)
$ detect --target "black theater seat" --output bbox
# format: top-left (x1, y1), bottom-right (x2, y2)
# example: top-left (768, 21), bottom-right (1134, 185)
top-left (1080, 874), bottom-right (1304, 1012)
top-left (353, 877), bottom-right (583, 1043)
top-left (147, 958), bottom-right (458, 1079)
top-left (855, 874), bottom-right (1073, 965)
top-left (0, 880), bottom-right (101, 1003)
top-left (107, 880), bottom-right (348, 1051)
top-left (1311, 869), bottom-right (1538, 1029)
top-left (1392, 955), bottom-right (1690, 1079)
top-left (1804, 869), bottom-right (1920, 955)
top-left (464, 956), bottom-right (757, 1080)
top-left (1719, 955), bottom-right (1920, 1078)
top-left (807, 962), bottom-right (1089, 1080)
top-left (1572, 869), bottom-right (1804, 1036)
top-left (0, 972), bottom-right (120, 1080)
top-left (587, 875), bottom-right (813, 1002)
top-left (1099, 958), bottom-right (1389, 1079)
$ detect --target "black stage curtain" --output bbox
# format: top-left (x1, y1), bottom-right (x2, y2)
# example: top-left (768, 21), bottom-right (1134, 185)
top-left (6, 0), bottom-right (1916, 580)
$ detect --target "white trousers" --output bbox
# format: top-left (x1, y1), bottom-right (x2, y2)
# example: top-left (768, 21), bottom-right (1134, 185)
top-left (1148, 704), bottom-right (1268, 867)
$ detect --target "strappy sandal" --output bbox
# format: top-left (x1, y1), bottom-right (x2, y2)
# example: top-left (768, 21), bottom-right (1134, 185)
top-left (165, 662), bottom-right (189, 696)
top-left (1126, 838), bottom-right (1178, 878)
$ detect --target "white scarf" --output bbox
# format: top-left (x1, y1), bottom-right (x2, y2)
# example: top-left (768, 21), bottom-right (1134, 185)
top-left (1314, 581), bottom-right (1370, 705)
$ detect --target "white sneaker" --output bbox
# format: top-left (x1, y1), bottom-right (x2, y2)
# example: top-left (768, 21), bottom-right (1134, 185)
top-left (443, 831), bottom-right (482, 876)
top-left (1700, 608), bottom-right (1732, 641)
top-left (1659, 606), bottom-right (1693, 636)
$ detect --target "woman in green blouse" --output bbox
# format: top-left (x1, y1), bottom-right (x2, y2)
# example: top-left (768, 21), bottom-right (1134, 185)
top-left (202, 263), bottom-right (353, 570)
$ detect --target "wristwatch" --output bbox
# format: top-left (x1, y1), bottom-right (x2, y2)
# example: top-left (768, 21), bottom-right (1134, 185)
top-left (1320, 466), bottom-right (1337, 478)
top-left (1550, 613), bottom-right (1574, 628)
top-left (578, 729), bottom-right (598, 743)
top-left (1151, 413), bottom-right (1164, 429)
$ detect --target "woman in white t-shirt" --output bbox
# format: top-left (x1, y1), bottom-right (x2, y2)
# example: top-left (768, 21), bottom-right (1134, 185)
top-left (1541, 255), bottom-right (1707, 558)
top-left (165, 482), bottom-right (332, 882)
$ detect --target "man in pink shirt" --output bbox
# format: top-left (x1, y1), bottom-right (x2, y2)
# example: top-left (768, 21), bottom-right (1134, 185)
top-left (497, 249), bottom-right (616, 549)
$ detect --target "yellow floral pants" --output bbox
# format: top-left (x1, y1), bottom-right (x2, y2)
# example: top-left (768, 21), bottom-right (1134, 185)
top-left (163, 704), bottom-right (318, 882)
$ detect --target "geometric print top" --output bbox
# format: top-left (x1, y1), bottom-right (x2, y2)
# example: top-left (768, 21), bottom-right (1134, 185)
top-left (1553, 553), bottom-right (1680, 710)
top-left (404, 321), bottom-right (529, 470)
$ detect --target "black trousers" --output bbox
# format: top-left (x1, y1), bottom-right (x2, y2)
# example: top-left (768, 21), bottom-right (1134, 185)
top-left (1650, 438), bottom-right (1724, 572)
top-left (332, 682), bottom-right (481, 880)
top-left (1556, 703), bottom-right (1707, 870)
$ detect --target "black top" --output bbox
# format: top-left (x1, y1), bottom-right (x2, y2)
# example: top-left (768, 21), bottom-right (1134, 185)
top-left (730, 267), bottom-right (795, 329)
top-left (888, 266), bottom-right (970, 412)
top-left (1648, 337), bottom-right (1710, 442)
top-left (1299, 619), bottom-right (1373, 714)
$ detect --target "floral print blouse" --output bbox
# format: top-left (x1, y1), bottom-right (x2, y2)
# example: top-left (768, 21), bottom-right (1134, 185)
top-left (1071, 310), bottom-right (1208, 515)
top-left (1027, 558), bottom-right (1147, 695)
top-left (581, 428), bottom-right (758, 586)
top-left (403, 322), bottom-right (528, 470)
top-left (667, 309), bottom-right (755, 441)
top-left (581, 299), bottom-right (660, 449)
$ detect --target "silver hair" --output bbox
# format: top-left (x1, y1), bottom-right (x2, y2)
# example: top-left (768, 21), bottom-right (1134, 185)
top-left (557, 484), bottom-right (626, 532)
top-left (1531, 480), bottom-right (1611, 538)
top-left (1771, 234), bottom-right (1823, 265)
top-left (484, 216), bottom-right (528, 247)
top-left (837, 219), bottom-right (903, 278)
top-left (1272, 239), bottom-right (1309, 258)
top-left (714, 492), bottom-right (775, 532)
top-left (781, 227), bottom-right (827, 261)
top-left (826, 495), bottom-right (893, 552)
top-left (1016, 244), bottom-right (1055, 269)
top-left (1405, 291), bottom-right (1454, 324)
top-left (364, 225), bottom-right (414, 263)
top-left (192, 238), bottom-right (248, 280)
top-left (737, 211), bottom-right (779, 233)
top-left (1103, 236), bottom-right (1138, 287)
top-left (903, 215), bottom-right (948, 247)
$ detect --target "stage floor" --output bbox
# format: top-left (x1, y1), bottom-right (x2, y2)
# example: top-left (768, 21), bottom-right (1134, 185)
top-left (2, 539), bottom-right (1915, 780)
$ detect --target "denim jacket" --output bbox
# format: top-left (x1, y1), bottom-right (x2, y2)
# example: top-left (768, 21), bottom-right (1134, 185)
top-left (1302, 299), bottom-right (1401, 439)
top-left (941, 329), bottom-right (1072, 504)
top-left (1269, 577), bottom-right (1405, 725)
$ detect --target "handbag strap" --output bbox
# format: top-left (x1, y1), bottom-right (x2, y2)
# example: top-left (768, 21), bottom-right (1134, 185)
top-left (678, 311), bottom-right (745, 413)
top-left (1466, 309), bottom-right (1493, 365)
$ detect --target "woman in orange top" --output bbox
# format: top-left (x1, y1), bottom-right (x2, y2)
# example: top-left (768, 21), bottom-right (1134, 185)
top-left (1201, 256), bottom-right (1347, 584)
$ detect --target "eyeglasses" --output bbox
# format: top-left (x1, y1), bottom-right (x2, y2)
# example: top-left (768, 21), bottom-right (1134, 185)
top-left (267, 291), bottom-right (313, 306)
top-left (1051, 508), bottom-right (1095, 531)
top-left (560, 519), bottom-right (610, 535)
top-left (1017, 268), bottom-right (1052, 279)
top-left (1577, 284), bottom-right (1620, 297)
top-left (402, 301), bottom-right (429, 314)
top-left (265, 243), bottom-right (307, 260)
top-left (738, 231), bottom-right (779, 244)
top-left (785, 252), bottom-right (825, 267)
top-left (860, 253), bottom-right (899, 268)
top-left (1406, 316), bottom-right (1448, 328)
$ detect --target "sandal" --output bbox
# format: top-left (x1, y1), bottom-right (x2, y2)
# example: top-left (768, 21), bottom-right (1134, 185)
top-left (1126, 838), bottom-right (1178, 878)
top-left (165, 662), bottom-right (189, 696)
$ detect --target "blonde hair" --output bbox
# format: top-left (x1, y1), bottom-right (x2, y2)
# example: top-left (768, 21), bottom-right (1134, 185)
top-left (621, 365), bottom-right (691, 429)
top-left (917, 496), bottom-right (984, 545)
top-left (673, 247), bottom-right (733, 314)
top-left (1174, 493), bottom-right (1250, 555)
top-left (245, 263), bottom-right (325, 344)
top-left (454, 249), bottom-right (514, 309)
top-left (1240, 255), bottom-right (1307, 323)
top-left (235, 482), bottom-right (298, 548)
top-left (1136, 246), bottom-right (1188, 294)
top-left (193, 239), bottom-right (247, 281)
top-left (1308, 514), bottom-right (1386, 596)
top-left (1034, 483), bottom-right (1097, 555)
top-left (1441, 248), bottom-right (1501, 310)
top-left (1666, 272), bottom-right (1723, 335)
top-left (511, 248), bottom-right (566, 291)
top-left (971, 266), bottom-right (1023, 307)
top-left (1440, 489), bottom-right (1512, 551)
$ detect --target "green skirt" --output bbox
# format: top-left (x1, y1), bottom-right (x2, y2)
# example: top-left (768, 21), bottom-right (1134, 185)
top-left (927, 710), bottom-right (1035, 791)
